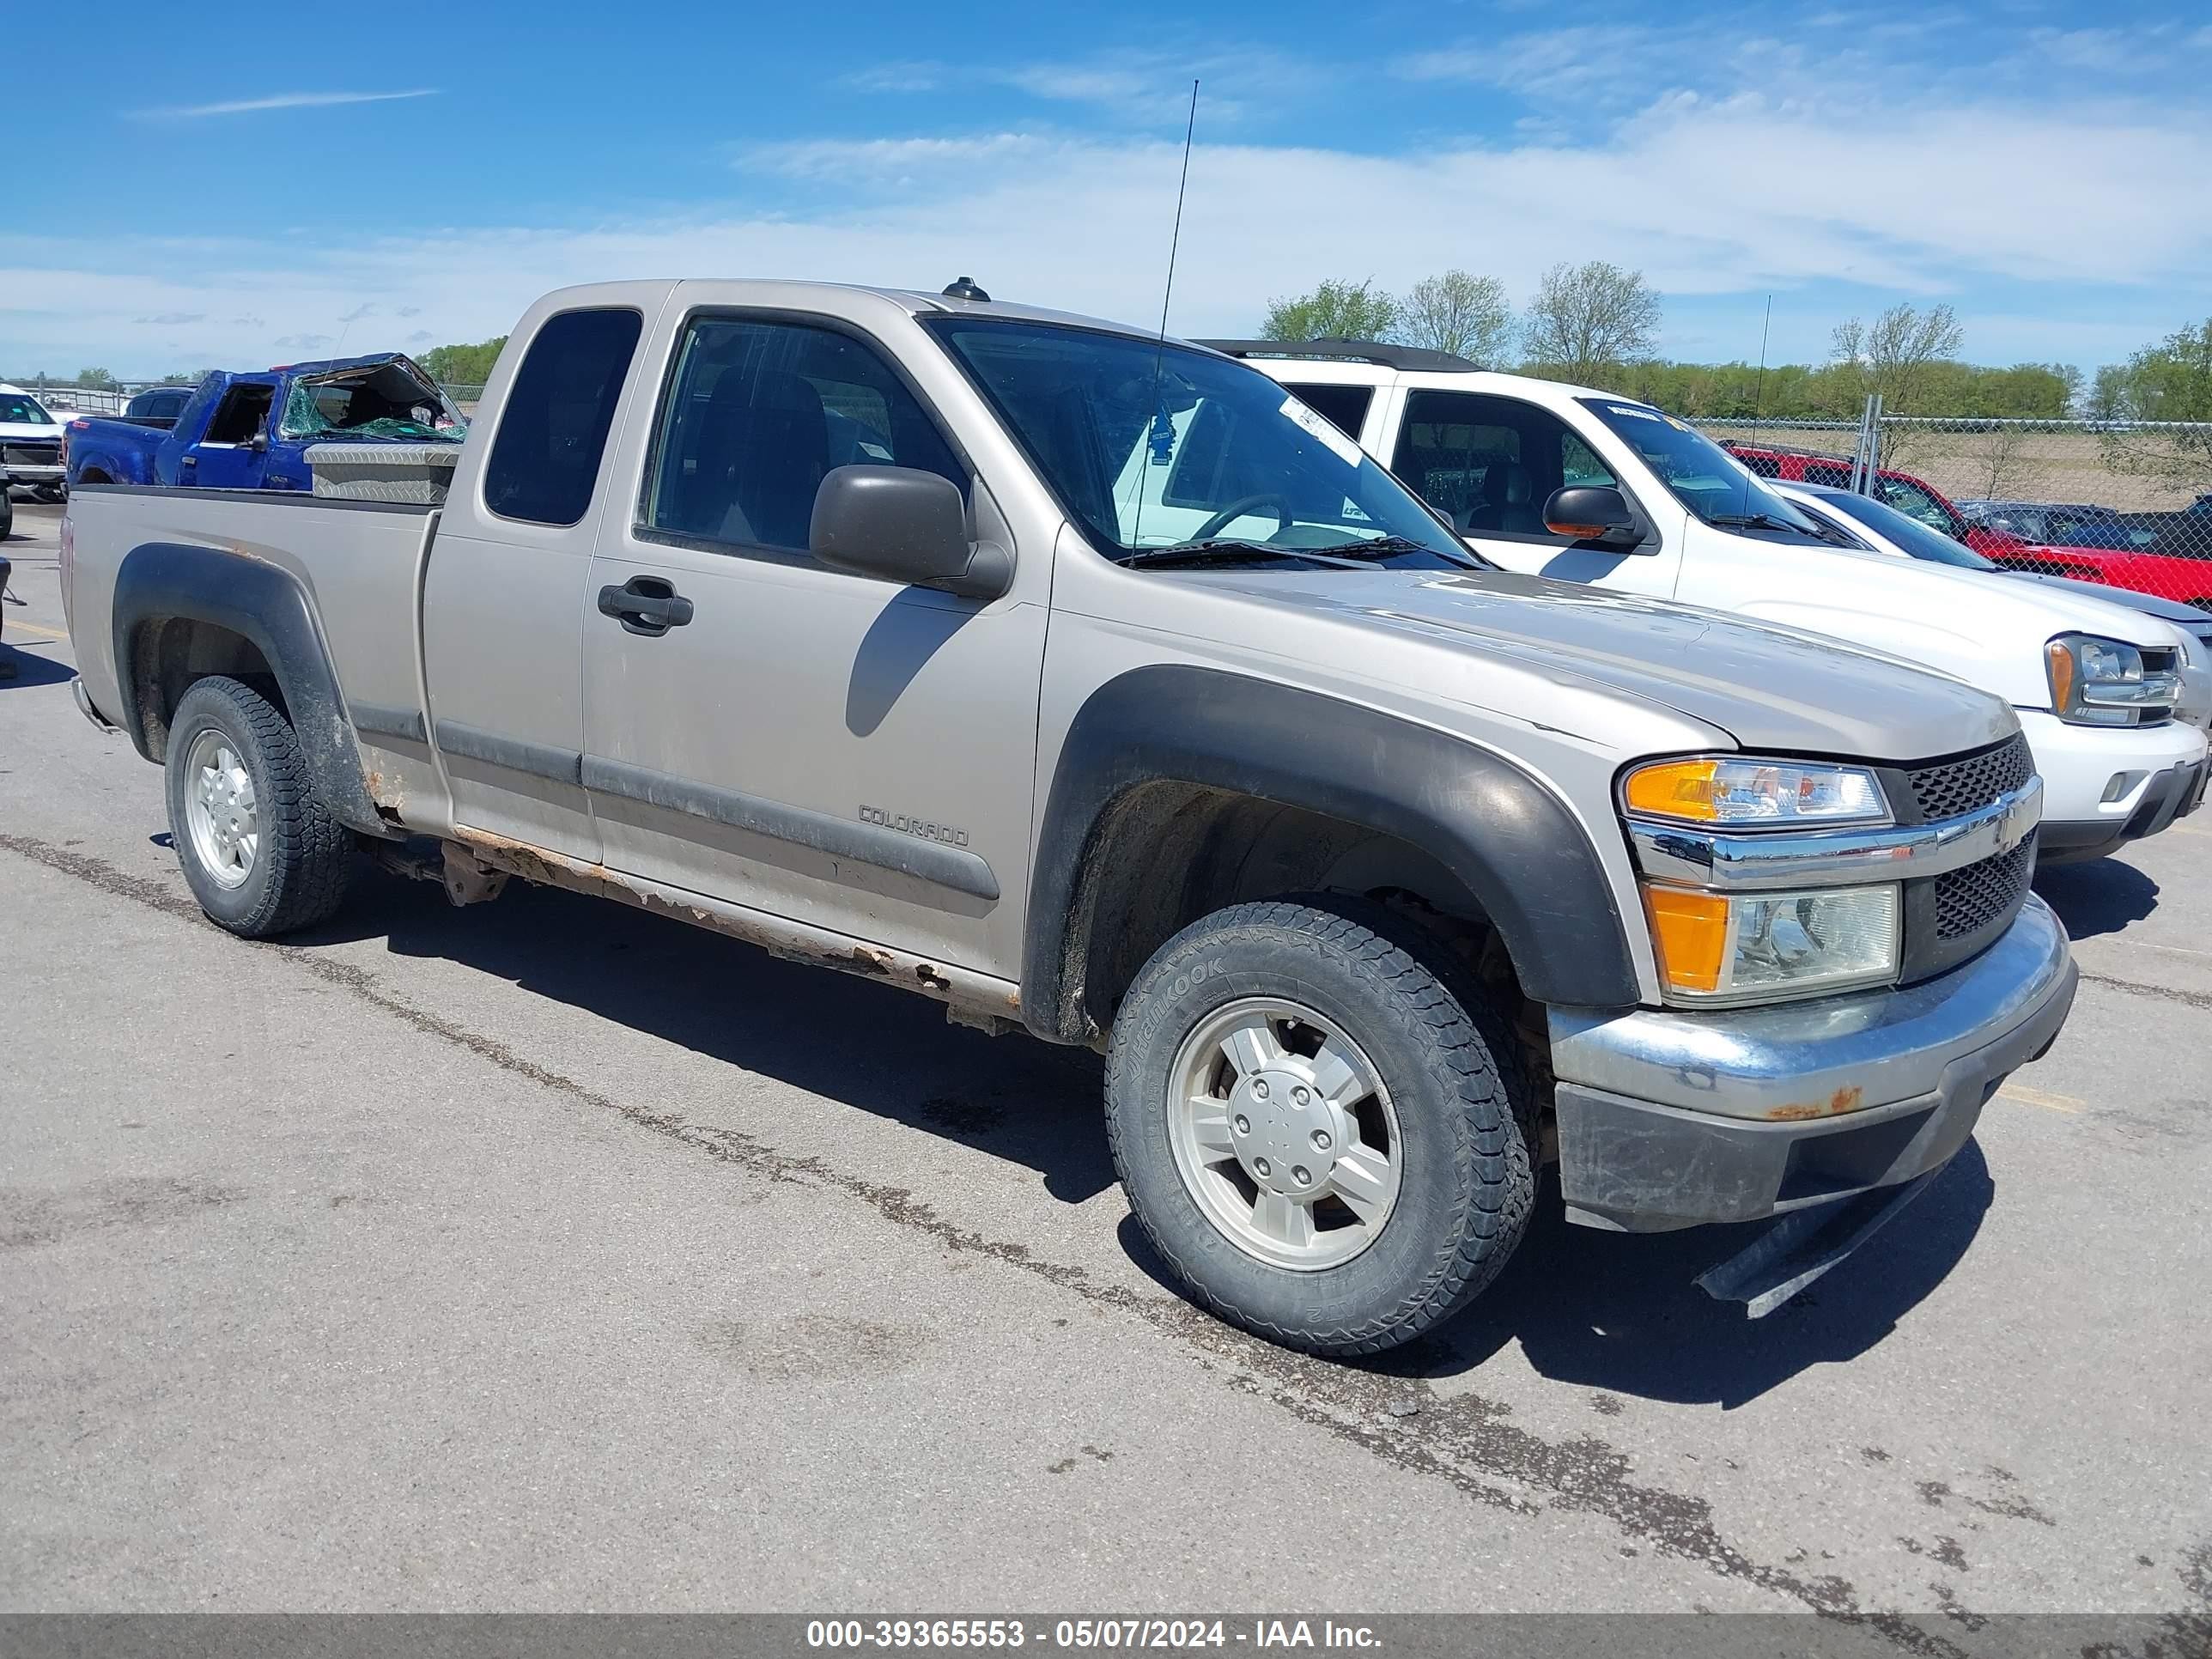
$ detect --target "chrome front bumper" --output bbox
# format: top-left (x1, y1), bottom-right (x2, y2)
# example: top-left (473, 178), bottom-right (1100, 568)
top-left (1548, 896), bottom-right (2076, 1231)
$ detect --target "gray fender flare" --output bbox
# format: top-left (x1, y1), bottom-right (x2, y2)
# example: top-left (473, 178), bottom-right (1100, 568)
top-left (1022, 665), bottom-right (1638, 1042)
top-left (111, 540), bottom-right (387, 836)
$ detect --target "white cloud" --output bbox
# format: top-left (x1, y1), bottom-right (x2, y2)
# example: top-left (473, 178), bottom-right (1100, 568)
top-left (7, 82), bottom-right (2208, 376)
top-left (842, 46), bottom-right (1305, 125)
top-left (132, 88), bottom-right (439, 119)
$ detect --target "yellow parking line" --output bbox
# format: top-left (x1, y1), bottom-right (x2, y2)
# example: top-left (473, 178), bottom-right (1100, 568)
top-left (1999, 1083), bottom-right (2084, 1114)
top-left (3, 621), bottom-right (70, 642)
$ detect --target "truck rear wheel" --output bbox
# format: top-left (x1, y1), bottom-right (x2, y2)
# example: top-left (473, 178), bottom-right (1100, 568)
top-left (163, 675), bottom-right (353, 938)
top-left (1105, 897), bottom-right (1534, 1357)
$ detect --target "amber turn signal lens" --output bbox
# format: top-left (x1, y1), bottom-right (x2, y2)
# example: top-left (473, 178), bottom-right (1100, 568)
top-left (1622, 759), bottom-right (1723, 821)
top-left (1545, 520), bottom-right (1608, 538)
top-left (1643, 885), bottom-right (1729, 994)
top-left (2045, 638), bottom-right (2075, 714)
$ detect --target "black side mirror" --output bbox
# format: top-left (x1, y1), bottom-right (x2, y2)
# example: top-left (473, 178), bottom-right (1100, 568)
top-left (811, 465), bottom-right (1012, 599)
top-left (1541, 485), bottom-right (1644, 550)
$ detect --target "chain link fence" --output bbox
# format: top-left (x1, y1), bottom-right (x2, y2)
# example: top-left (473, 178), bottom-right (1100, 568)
top-left (1691, 414), bottom-right (2212, 611)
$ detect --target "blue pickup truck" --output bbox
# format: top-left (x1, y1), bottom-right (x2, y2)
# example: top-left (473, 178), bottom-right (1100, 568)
top-left (64, 354), bottom-right (463, 492)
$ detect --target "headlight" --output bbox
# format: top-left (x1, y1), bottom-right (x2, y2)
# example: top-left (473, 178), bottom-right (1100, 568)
top-left (1644, 882), bottom-right (1900, 1004)
top-left (1620, 757), bottom-right (1890, 827)
top-left (2045, 634), bottom-right (2179, 726)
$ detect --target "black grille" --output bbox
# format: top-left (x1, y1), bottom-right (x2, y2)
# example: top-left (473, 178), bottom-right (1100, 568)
top-left (1901, 736), bottom-right (2033, 823)
top-left (3, 441), bottom-right (62, 466)
top-left (1933, 830), bottom-right (2038, 941)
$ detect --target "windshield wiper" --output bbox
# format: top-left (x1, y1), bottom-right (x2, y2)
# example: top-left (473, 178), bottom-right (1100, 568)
top-left (1705, 511), bottom-right (1829, 541)
top-left (1119, 538), bottom-right (1369, 570)
top-left (1297, 533), bottom-right (1485, 568)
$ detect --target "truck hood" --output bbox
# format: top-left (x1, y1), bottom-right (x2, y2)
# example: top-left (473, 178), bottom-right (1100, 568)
top-left (2002, 569), bottom-right (2210, 629)
top-left (0, 420), bottom-right (62, 441)
top-left (1174, 566), bottom-right (2015, 761)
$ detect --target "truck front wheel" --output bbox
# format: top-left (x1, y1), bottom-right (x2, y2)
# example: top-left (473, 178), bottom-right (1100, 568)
top-left (163, 675), bottom-right (354, 938)
top-left (1105, 897), bottom-right (1534, 1357)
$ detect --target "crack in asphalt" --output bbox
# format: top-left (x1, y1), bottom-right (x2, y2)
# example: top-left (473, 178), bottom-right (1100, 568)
top-left (2, 831), bottom-right (2021, 1651)
top-left (2077, 969), bottom-right (2212, 1013)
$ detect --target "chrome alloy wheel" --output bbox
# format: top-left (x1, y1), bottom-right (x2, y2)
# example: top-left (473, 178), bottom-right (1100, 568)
top-left (1167, 997), bottom-right (1402, 1271)
top-left (183, 728), bottom-right (259, 890)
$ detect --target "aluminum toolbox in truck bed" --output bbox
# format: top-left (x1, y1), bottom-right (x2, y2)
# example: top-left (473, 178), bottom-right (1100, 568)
top-left (305, 442), bottom-right (459, 504)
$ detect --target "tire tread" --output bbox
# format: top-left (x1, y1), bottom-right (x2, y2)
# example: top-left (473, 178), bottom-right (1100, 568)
top-left (1105, 896), bottom-right (1534, 1358)
top-left (167, 676), bottom-right (353, 937)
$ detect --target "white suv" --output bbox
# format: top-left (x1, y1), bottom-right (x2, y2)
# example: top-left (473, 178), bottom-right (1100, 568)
top-left (1212, 340), bottom-right (2209, 864)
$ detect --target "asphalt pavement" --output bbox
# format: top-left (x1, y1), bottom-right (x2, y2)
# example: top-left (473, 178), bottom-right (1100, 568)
top-left (3, 499), bottom-right (2209, 1636)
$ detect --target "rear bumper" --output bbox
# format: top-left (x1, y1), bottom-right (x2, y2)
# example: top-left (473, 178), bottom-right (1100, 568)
top-left (1550, 895), bottom-right (2076, 1232)
top-left (73, 678), bottom-right (119, 732)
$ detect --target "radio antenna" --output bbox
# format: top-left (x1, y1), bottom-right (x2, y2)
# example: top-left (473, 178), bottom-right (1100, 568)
top-left (1741, 293), bottom-right (1772, 520)
top-left (1129, 79), bottom-right (1199, 548)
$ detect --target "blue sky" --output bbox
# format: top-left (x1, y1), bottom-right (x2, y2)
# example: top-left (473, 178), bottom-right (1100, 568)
top-left (9, 0), bottom-right (2210, 380)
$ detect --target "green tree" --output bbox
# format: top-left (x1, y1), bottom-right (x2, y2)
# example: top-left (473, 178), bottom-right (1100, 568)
top-left (1520, 262), bottom-right (1661, 386)
top-left (416, 337), bottom-right (508, 386)
top-left (2082, 363), bottom-right (2131, 422)
top-left (2098, 319), bottom-right (2212, 493)
top-left (1828, 302), bottom-right (1965, 462)
top-left (1395, 270), bottom-right (1514, 365)
top-left (1258, 279), bottom-right (1399, 343)
top-left (75, 367), bottom-right (118, 391)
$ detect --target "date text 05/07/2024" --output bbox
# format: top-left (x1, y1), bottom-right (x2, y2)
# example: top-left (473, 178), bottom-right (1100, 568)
top-left (805, 1620), bottom-right (1383, 1650)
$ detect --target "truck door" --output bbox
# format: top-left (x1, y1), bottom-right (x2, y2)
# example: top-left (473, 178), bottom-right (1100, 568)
top-left (420, 302), bottom-right (654, 862)
top-left (578, 307), bottom-right (1047, 981)
top-left (1386, 388), bottom-right (1682, 599)
top-left (185, 381), bottom-right (276, 489)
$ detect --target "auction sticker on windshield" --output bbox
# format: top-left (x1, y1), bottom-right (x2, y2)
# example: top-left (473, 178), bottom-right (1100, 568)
top-left (1279, 395), bottom-right (1364, 468)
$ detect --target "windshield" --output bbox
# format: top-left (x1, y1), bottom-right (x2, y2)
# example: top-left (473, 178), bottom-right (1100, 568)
top-left (0, 394), bottom-right (57, 426)
top-left (1872, 476), bottom-right (1965, 538)
top-left (277, 362), bottom-right (465, 443)
top-left (1579, 398), bottom-right (1827, 540)
top-left (926, 318), bottom-right (1477, 569)
top-left (1812, 489), bottom-right (1996, 569)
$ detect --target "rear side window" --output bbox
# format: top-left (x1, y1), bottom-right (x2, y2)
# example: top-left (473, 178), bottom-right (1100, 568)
top-left (1283, 383), bottom-right (1373, 442)
top-left (483, 307), bottom-right (643, 527)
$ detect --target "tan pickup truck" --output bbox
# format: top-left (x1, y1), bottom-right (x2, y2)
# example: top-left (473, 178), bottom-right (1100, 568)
top-left (61, 278), bottom-right (2075, 1353)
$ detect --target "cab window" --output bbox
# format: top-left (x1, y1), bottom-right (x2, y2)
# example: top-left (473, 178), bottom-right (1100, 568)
top-left (483, 307), bottom-right (644, 527)
top-left (1391, 391), bottom-right (1615, 538)
top-left (204, 385), bottom-right (274, 446)
top-left (643, 316), bottom-right (963, 554)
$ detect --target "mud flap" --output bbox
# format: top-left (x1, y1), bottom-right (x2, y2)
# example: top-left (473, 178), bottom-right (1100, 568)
top-left (1695, 1169), bottom-right (1938, 1318)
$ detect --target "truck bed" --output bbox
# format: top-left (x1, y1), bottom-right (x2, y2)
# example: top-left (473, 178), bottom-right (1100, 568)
top-left (66, 484), bottom-right (438, 750)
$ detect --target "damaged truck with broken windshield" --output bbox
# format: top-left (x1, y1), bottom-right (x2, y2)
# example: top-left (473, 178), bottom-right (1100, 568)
top-left (61, 353), bottom-right (463, 496)
top-left (58, 278), bottom-right (2077, 1356)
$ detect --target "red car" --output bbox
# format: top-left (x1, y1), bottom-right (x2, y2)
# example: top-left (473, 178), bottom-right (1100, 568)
top-left (1957, 500), bottom-right (2212, 613)
top-left (1724, 441), bottom-right (2212, 611)
top-left (1720, 441), bottom-right (2005, 547)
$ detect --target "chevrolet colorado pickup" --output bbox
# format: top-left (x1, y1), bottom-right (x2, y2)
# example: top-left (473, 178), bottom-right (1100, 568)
top-left (60, 281), bottom-right (2077, 1354)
